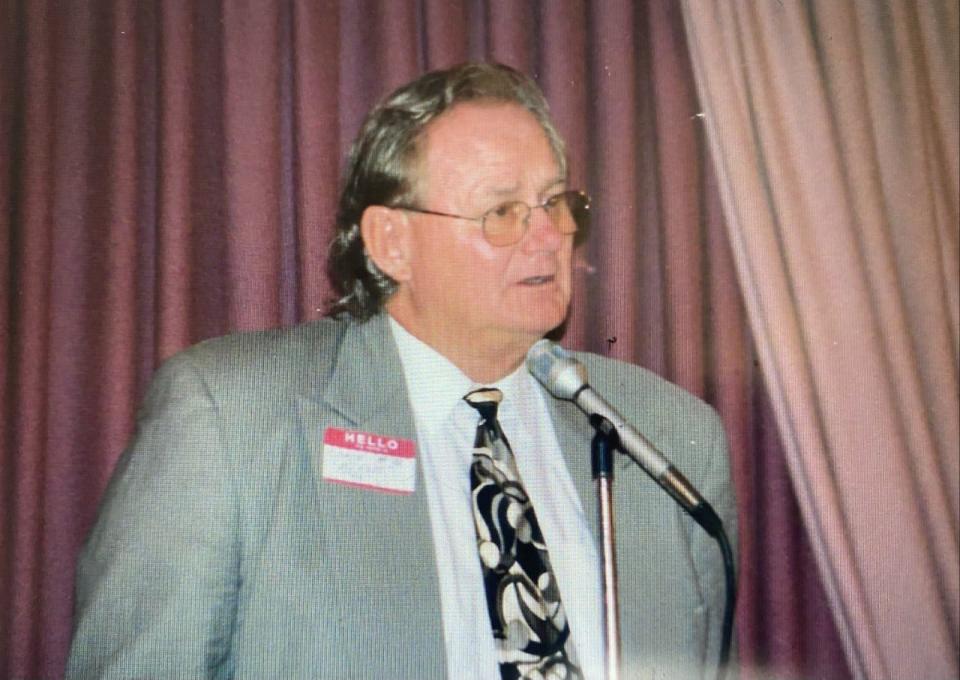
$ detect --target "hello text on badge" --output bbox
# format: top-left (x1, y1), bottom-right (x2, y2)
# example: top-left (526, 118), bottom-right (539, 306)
top-left (321, 427), bottom-right (417, 495)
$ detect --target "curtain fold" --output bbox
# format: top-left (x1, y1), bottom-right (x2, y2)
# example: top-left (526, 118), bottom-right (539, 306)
top-left (682, 2), bottom-right (959, 678)
top-left (2, 2), bottom-right (851, 678)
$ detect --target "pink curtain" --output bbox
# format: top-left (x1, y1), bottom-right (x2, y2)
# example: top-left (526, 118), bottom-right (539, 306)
top-left (1, 2), bottom-right (850, 678)
top-left (682, 1), bottom-right (959, 678)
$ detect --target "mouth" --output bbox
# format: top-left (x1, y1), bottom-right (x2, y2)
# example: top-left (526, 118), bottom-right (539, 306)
top-left (519, 274), bottom-right (556, 286)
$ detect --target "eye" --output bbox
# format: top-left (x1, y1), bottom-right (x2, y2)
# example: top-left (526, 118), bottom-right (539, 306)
top-left (490, 202), bottom-right (516, 218)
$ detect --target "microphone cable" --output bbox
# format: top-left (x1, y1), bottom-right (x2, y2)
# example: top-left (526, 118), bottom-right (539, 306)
top-left (680, 496), bottom-right (737, 680)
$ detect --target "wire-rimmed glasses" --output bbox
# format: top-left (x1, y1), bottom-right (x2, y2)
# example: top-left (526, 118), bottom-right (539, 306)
top-left (393, 189), bottom-right (591, 247)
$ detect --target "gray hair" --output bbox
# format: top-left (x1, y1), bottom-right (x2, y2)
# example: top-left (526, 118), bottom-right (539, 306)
top-left (327, 62), bottom-right (567, 319)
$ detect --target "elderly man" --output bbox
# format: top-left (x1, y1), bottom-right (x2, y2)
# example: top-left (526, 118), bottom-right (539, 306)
top-left (68, 63), bottom-right (736, 679)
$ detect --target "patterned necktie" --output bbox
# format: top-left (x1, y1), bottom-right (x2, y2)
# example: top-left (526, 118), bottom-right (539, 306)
top-left (464, 387), bottom-right (583, 680)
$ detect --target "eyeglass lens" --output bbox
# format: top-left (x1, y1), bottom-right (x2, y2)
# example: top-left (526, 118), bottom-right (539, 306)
top-left (483, 191), bottom-right (589, 246)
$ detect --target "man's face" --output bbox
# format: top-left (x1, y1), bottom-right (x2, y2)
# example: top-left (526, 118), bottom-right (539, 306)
top-left (392, 102), bottom-right (574, 354)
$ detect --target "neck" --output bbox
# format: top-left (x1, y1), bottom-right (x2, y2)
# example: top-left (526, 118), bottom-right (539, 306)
top-left (386, 305), bottom-right (536, 384)
top-left (446, 343), bottom-right (528, 384)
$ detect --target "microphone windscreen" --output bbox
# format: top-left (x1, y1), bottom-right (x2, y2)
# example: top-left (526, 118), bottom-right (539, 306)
top-left (525, 339), bottom-right (587, 399)
top-left (525, 339), bottom-right (557, 384)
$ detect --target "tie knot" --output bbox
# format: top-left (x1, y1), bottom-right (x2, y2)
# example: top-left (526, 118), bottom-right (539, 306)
top-left (464, 387), bottom-right (503, 422)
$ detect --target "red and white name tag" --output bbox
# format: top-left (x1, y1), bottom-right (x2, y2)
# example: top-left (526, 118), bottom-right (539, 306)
top-left (321, 427), bottom-right (417, 495)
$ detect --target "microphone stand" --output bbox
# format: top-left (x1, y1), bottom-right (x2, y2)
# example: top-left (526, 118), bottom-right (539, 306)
top-left (591, 414), bottom-right (621, 680)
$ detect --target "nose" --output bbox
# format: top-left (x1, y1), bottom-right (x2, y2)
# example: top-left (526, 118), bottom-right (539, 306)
top-left (520, 203), bottom-right (564, 252)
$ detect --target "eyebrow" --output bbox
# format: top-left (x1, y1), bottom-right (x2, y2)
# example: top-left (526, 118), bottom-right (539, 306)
top-left (484, 175), bottom-right (568, 201)
top-left (540, 176), bottom-right (567, 196)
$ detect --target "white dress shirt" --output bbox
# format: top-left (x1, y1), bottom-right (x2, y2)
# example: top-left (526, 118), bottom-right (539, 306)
top-left (389, 317), bottom-right (604, 680)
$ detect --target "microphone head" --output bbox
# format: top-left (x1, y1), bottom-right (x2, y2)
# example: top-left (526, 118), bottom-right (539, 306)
top-left (525, 339), bottom-right (588, 400)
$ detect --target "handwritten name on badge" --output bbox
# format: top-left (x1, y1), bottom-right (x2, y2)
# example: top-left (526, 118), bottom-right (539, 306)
top-left (322, 427), bottom-right (416, 495)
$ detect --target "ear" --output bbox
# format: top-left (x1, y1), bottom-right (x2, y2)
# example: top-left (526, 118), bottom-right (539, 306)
top-left (360, 205), bottom-right (412, 282)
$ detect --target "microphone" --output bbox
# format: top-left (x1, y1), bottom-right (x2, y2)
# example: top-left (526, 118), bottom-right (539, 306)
top-left (526, 339), bottom-right (722, 537)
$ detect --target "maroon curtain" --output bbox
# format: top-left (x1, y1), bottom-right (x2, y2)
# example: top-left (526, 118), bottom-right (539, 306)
top-left (0, 2), bottom-right (850, 678)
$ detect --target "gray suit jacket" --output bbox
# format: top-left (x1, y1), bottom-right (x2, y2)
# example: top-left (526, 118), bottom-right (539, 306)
top-left (68, 314), bottom-right (736, 679)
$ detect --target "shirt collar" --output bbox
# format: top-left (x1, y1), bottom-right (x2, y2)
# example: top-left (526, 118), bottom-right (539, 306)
top-left (389, 316), bottom-right (475, 433)
top-left (388, 315), bottom-right (535, 430)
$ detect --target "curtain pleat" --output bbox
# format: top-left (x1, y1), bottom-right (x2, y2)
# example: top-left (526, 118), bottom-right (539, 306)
top-left (291, 1), bottom-right (343, 317)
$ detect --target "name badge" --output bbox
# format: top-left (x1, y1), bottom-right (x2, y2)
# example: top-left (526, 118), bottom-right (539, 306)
top-left (321, 427), bottom-right (417, 495)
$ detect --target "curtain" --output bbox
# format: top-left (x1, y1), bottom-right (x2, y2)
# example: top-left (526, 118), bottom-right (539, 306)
top-left (2, 2), bottom-right (850, 678)
top-left (682, 2), bottom-right (959, 679)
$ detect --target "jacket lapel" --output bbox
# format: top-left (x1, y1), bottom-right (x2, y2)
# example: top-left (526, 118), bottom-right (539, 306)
top-left (317, 315), bottom-right (419, 438)
top-left (296, 314), bottom-right (446, 677)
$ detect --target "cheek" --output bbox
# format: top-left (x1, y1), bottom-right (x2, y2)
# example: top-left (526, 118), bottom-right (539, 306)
top-left (449, 231), bottom-right (510, 281)
top-left (413, 232), bottom-right (507, 302)
top-left (559, 243), bottom-right (574, 277)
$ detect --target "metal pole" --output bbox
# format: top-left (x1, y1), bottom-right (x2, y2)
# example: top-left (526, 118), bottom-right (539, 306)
top-left (592, 416), bottom-right (621, 680)
top-left (598, 475), bottom-right (620, 680)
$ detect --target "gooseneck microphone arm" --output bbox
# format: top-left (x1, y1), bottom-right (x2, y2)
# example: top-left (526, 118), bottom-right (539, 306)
top-left (527, 339), bottom-right (723, 536)
top-left (572, 381), bottom-right (724, 537)
top-left (526, 339), bottom-right (737, 680)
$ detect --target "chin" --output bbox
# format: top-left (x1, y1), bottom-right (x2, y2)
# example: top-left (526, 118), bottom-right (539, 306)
top-left (506, 305), bottom-right (569, 339)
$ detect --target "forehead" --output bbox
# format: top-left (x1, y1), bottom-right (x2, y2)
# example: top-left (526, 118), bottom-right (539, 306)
top-left (413, 102), bottom-right (562, 201)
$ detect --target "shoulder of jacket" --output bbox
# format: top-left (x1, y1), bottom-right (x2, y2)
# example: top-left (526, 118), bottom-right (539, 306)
top-left (571, 350), bottom-right (720, 428)
top-left (152, 316), bottom-right (355, 399)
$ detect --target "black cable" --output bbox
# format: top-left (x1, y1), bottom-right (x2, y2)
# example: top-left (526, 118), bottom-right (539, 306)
top-left (685, 502), bottom-right (737, 680)
top-left (713, 523), bottom-right (737, 680)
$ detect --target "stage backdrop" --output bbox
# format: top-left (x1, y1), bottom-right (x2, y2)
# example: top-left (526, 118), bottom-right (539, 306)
top-left (4, 1), bottom-right (921, 678)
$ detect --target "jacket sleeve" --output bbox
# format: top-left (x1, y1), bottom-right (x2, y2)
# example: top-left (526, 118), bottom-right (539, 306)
top-left (66, 351), bottom-right (240, 679)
